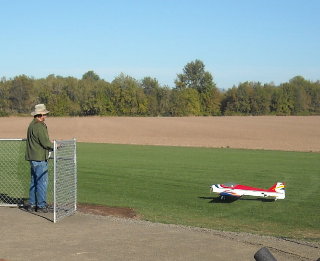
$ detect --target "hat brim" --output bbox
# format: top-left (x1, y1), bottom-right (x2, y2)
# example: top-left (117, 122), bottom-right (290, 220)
top-left (31, 110), bottom-right (50, 116)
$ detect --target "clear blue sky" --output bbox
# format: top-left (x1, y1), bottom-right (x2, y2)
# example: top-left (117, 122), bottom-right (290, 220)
top-left (1, 0), bottom-right (319, 89)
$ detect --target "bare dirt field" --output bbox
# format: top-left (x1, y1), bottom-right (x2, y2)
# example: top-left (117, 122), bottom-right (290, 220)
top-left (1, 116), bottom-right (320, 152)
top-left (1, 116), bottom-right (320, 261)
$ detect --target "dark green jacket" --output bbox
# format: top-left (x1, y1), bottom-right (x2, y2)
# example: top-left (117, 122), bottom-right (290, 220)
top-left (25, 119), bottom-right (54, 161)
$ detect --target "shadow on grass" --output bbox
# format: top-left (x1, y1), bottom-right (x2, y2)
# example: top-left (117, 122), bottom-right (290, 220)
top-left (199, 196), bottom-right (276, 204)
top-left (199, 196), bottom-right (239, 203)
top-left (0, 193), bottom-right (27, 205)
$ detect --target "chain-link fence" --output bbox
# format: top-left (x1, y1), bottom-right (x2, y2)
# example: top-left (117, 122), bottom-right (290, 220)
top-left (0, 138), bottom-right (76, 223)
top-left (0, 139), bottom-right (29, 206)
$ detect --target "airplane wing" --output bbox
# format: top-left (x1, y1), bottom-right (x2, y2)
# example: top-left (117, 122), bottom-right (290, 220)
top-left (219, 191), bottom-right (242, 198)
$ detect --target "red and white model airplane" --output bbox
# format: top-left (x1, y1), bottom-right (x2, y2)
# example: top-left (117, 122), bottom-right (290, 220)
top-left (210, 182), bottom-right (285, 200)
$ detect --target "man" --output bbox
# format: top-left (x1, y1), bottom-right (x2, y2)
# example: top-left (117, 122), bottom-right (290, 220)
top-left (25, 104), bottom-right (53, 213)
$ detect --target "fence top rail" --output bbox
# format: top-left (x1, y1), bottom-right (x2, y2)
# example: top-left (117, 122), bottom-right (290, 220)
top-left (55, 138), bottom-right (76, 143)
top-left (0, 138), bottom-right (26, 141)
top-left (0, 138), bottom-right (75, 141)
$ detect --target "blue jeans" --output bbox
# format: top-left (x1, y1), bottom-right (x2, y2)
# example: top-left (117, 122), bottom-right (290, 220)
top-left (29, 161), bottom-right (48, 208)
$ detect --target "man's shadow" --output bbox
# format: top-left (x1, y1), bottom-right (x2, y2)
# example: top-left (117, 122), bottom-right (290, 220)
top-left (0, 193), bottom-right (53, 222)
top-left (18, 203), bottom-right (54, 222)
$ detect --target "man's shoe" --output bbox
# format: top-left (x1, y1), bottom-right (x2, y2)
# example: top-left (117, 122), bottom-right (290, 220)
top-left (25, 205), bottom-right (36, 212)
top-left (36, 206), bottom-right (49, 213)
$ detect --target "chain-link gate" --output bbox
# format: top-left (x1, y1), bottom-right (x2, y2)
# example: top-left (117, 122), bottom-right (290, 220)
top-left (53, 139), bottom-right (77, 223)
top-left (0, 138), bottom-right (77, 223)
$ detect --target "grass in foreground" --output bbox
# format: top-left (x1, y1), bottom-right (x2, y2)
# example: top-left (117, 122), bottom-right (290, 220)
top-left (77, 143), bottom-right (320, 241)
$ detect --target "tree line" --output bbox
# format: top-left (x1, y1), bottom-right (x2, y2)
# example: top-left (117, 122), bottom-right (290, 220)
top-left (1, 60), bottom-right (319, 116)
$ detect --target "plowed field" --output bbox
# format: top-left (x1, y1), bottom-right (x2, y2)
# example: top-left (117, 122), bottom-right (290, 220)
top-left (2, 116), bottom-right (320, 152)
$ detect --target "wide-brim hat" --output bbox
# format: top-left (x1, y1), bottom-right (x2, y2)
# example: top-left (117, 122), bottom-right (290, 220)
top-left (31, 104), bottom-right (50, 116)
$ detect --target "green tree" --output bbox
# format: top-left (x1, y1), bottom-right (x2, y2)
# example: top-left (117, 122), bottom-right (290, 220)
top-left (82, 70), bottom-right (100, 81)
top-left (236, 83), bottom-right (253, 114)
top-left (78, 78), bottom-right (115, 116)
top-left (221, 87), bottom-right (238, 115)
top-left (34, 75), bottom-right (74, 116)
top-left (175, 60), bottom-right (215, 93)
top-left (307, 82), bottom-right (320, 114)
top-left (47, 93), bottom-right (74, 116)
top-left (112, 74), bottom-right (148, 115)
top-left (271, 84), bottom-right (295, 115)
top-left (158, 86), bottom-right (172, 116)
top-left (222, 83), bottom-right (252, 115)
top-left (8, 75), bottom-right (35, 113)
top-left (250, 83), bottom-right (273, 115)
top-left (221, 82), bottom-right (273, 115)
top-left (288, 76), bottom-right (312, 114)
top-left (141, 77), bottom-right (173, 116)
top-left (175, 59), bottom-right (221, 115)
top-left (0, 78), bottom-right (10, 115)
top-left (170, 88), bottom-right (200, 116)
top-left (200, 88), bottom-right (222, 115)
top-left (141, 77), bottom-right (160, 116)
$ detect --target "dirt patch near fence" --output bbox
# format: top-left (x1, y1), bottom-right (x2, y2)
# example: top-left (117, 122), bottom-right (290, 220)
top-left (78, 203), bottom-right (139, 219)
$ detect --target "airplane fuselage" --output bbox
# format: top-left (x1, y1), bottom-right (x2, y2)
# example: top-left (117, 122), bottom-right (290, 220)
top-left (210, 182), bottom-right (285, 200)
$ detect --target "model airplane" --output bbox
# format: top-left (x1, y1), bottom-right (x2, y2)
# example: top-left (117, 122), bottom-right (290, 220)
top-left (210, 182), bottom-right (285, 200)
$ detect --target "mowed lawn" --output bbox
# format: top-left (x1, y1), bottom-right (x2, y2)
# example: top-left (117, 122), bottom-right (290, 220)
top-left (77, 143), bottom-right (320, 241)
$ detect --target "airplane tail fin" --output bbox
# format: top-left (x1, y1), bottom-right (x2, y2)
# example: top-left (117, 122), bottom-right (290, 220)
top-left (269, 182), bottom-right (285, 193)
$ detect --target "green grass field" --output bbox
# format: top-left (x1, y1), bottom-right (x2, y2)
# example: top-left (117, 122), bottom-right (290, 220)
top-left (77, 143), bottom-right (320, 241)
